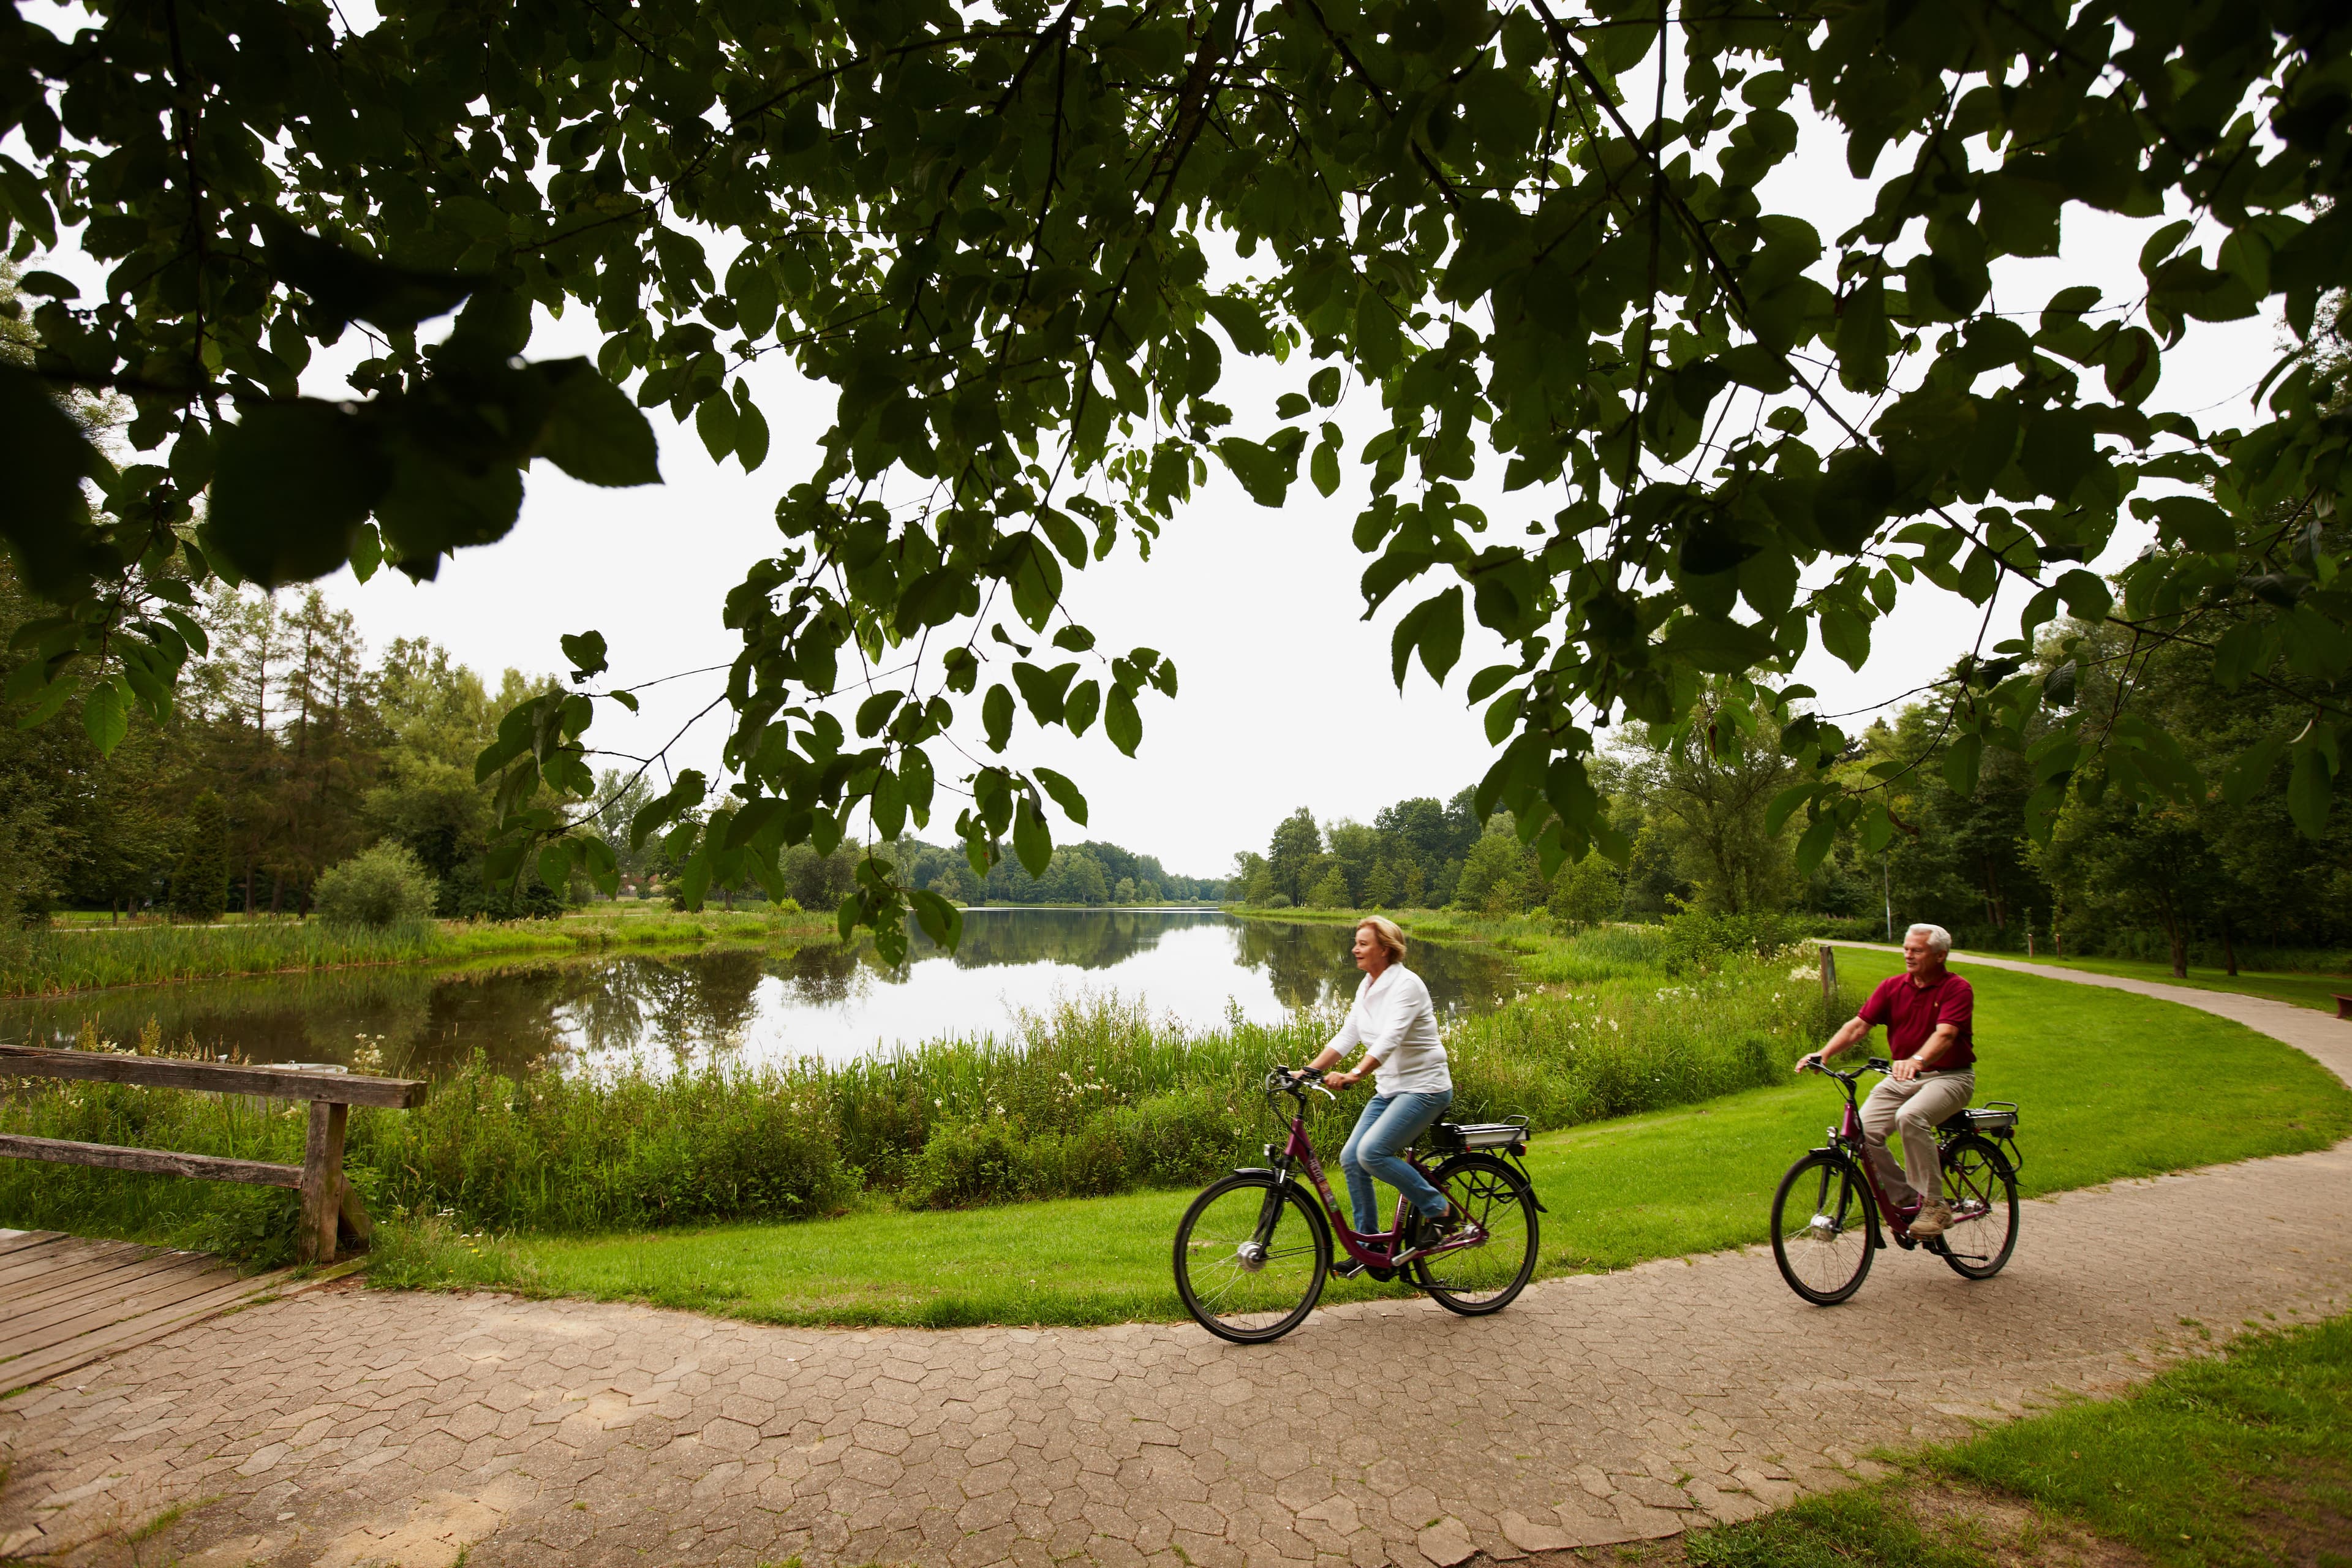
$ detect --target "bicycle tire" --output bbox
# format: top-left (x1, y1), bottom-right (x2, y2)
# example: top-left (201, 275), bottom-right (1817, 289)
top-left (1409, 1154), bottom-right (1540, 1316)
top-left (1173, 1172), bottom-right (1330, 1343)
top-left (1934, 1134), bottom-right (2019, 1281)
top-left (1770, 1151), bottom-right (1875, 1306)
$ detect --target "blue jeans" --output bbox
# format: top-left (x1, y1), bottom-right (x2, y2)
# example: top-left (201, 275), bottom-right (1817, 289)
top-left (1339, 1090), bottom-right (1454, 1233)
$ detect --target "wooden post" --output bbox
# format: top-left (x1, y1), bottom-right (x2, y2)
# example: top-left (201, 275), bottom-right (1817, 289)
top-left (300, 1100), bottom-right (349, 1265)
top-left (1819, 943), bottom-right (1838, 1008)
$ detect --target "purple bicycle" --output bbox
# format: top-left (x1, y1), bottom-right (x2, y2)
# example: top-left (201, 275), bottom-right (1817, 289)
top-left (1173, 1067), bottom-right (1542, 1343)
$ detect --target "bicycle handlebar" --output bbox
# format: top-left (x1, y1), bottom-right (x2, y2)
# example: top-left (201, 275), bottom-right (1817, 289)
top-left (1265, 1067), bottom-right (1337, 1102)
top-left (1804, 1056), bottom-right (1894, 1083)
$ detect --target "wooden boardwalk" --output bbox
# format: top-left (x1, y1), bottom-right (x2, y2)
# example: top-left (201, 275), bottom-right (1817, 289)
top-left (0, 1229), bottom-right (292, 1395)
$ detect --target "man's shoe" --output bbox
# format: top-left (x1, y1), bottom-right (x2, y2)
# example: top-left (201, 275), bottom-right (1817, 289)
top-left (1909, 1200), bottom-right (1953, 1238)
top-left (1333, 1260), bottom-right (1396, 1282)
top-left (1414, 1207), bottom-right (1460, 1250)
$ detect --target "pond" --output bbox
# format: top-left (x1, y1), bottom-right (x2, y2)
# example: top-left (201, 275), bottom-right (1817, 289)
top-left (0, 911), bottom-right (1521, 1079)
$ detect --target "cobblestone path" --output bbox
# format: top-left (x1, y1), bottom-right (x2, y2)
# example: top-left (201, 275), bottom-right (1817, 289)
top-left (4, 962), bottom-right (2348, 1568)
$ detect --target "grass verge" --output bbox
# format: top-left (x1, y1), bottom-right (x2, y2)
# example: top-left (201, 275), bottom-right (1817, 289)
top-left (0, 906), bottom-right (832, 998)
top-left (1671, 1314), bottom-right (2352, 1568)
top-left (358, 948), bottom-right (2351, 1327)
top-left (2001, 952), bottom-right (2352, 1016)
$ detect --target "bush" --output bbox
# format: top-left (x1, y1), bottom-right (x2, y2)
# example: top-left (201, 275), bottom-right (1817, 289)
top-left (1659, 907), bottom-right (1807, 973)
top-left (1264, 892), bottom-right (1293, 909)
top-left (905, 1118), bottom-right (1033, 1207)
top-left (313, 843), bottom-right (438, 930)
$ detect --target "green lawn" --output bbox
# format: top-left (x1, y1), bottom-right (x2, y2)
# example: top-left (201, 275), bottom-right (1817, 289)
top-left (1686, 1313), bottom-right (2352, 1568)
top-left (2003, 951), bottom-right (2352, 1015)
top-left (375, 948), bottom-right (2352, 1327)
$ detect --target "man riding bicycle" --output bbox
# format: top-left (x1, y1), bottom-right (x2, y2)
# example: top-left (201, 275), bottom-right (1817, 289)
top-left (1796, 924), bottom-right (1975, 1238)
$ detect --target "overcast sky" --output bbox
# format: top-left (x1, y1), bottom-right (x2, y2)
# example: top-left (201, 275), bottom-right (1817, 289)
top-left (25, 29), bottom-right (2286, 880)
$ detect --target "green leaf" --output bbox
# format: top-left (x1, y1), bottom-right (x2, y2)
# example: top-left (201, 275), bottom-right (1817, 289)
top-left (537, 843), bottom-right (573, 894)
top-left (2222, 730), bottom-right (2287, 807)
top-left (0, 363), bottom-right (105, 600)
top-left (561, 630), bottom-right (609, 680)
top-left (2286, 746), bottom-right (2333, 840)
top-left (1764, 783), bottom-right (1814, 839)
top-left (1942, 732), bottom-right (1983, 796)
top-left (1033, 766), bottom-right (1088, 826)
top-left (537, 364), bottom-right (662, 487)
top-left (209, 401), bottom-right (390, 588)
top-left (910, 888), bottom-right (964, 951)
top-left (1794, 811), bottom-right (1838, 875)
top-left (1012, 794), bottom-right (1052, 877)
top-left (1104, 685), bottom-right (1142, 756)
top-left (856, 689), bottom-right (902, 737)
top-left (1311, 439), bottom-right (1341, 498)
top-left (695, 390), bottom-right (739, 461)
top-left (1819, 608), bottom-right (1871, 671)
top-left (1389, 587), bottom-right (1465, 688)
top-left (257, 216), bottom-right (476, 330)
top-left (734, 386), bottom-right (771, 472)
top-left (1659, 615), bottom-right (1777, 674)
top-left (982, 683), bottom-right (1014, 752)
top-left (81, 679), bottom-right (126, 754)
top-left (1066, 679), bottom-right (1101, 737)
top-left (1464, 663), bottom-right (1517, 704)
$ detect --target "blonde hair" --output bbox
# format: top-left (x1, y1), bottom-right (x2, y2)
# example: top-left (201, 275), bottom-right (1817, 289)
top-left (1357, 915), bottom-right (1407, 963)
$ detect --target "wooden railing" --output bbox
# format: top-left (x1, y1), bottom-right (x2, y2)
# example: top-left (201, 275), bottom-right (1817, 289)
top-left (0, 1044), bottom-right (426, 1264)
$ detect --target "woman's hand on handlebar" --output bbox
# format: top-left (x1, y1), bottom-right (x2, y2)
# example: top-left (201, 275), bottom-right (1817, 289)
top-left (1322, 1069), bottom-right (1356, 1091)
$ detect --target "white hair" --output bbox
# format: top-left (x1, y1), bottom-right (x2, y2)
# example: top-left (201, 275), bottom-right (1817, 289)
top-left (1905, 923), bottom-right (1953, 956)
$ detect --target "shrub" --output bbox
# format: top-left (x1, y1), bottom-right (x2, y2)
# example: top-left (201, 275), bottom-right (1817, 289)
top-left (905, 1117), bottom-right (1033, 1207)
top-left (313, 843), bottom-right (438, 930)
top-left (1660, 907), bottom-right (1806, 973)
top-left (1109, 1089), bottom-right (1251, 1188)
top-left (1264, 892), bottom-right (1293, 909)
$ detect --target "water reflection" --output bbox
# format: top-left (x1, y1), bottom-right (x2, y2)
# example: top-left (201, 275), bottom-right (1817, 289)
top-left (0, 911), bottom-right (1517, 1076)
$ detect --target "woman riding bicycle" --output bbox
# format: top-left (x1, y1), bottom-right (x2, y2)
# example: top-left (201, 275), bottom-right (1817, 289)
top-left (1300, 916), bottom-right (1457, 1273)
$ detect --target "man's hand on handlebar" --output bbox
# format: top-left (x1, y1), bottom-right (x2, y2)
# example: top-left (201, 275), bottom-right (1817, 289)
top-left (1796, 1049), bottom-right (1828, 1074)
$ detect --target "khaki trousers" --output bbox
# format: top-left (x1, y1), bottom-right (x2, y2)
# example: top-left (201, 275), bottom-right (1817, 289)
top-left (1859, 1070), bottom-right (1975, 1208)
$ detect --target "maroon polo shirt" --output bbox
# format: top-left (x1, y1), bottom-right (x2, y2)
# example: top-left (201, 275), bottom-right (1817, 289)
top-left (1856, 969), bottom-right (1975, 1071)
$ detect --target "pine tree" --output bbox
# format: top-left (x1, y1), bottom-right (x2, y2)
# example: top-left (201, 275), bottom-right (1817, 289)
top-left (170, 791), bottom-right (232, 922)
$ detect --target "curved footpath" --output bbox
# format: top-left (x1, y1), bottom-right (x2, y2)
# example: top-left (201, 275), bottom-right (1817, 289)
top-left (4, 956), bottom-right (2350, 1568)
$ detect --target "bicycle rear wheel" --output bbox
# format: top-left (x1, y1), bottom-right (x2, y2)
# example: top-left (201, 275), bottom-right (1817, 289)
top-left (1934, 1134), bottom-right (2019, 1280)
top-left (1174, 1173), bottom-right (1330, 1343)
top-left (1410, 1154), bottom-right (1539, 1315)
top-left (1770, 1151), bottom-right (1875, 1305)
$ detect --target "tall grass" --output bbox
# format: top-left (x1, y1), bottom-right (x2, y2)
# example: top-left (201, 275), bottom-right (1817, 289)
top-left (0, 933), bottom-right (1844, 1263)
top-left (0, 906), bottom-right (827, 998)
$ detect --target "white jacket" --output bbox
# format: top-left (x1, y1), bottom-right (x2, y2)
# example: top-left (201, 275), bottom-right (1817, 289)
top-left (1327, 965), bottom-right (1451, 1095)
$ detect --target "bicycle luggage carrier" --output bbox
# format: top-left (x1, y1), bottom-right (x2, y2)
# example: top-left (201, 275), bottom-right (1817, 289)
top-left (1962, 1102), bottom-right (2018, 1134)
top-left (1431, 1117), bottom-right (1530, 1154)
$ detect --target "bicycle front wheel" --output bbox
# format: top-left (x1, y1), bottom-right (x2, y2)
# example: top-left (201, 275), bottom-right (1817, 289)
top-left (1174, 1173), bottom-right (1330, 1343)
top-left (1771, 1151), bottom-right (1875, 1306)
top-left (1411, 1154), bottom-right (1540, 1315)
top-left (1935, 1134), bottom-right (2019, 1280)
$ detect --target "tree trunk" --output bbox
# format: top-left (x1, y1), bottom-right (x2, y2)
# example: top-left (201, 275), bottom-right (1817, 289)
top-left (2160, 903), bottom-right (2187, 978)
top-left (269, 875), bottom-right (284, 916)
top-left (2222, 918), bottom-right (2239, 977)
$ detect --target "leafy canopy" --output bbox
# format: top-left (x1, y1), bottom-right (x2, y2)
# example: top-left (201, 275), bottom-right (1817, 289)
top-left (4, 0), bottom-right (2349, 954)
